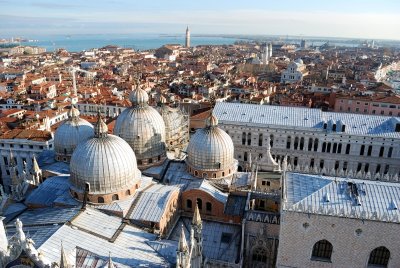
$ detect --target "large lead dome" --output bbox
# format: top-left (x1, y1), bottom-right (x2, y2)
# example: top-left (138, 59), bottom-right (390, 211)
top-left (54, 106), bottom-right (94, 162)
top-left (114, 86), bottom-right (166, 169)
top-left (70, 114), bottom-right (141, 204)
top-left (186, 113), bottom-right (236, 179)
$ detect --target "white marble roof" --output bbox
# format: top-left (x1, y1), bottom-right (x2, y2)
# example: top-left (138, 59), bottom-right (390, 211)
top-left (214, 102), bottom-right (400, 138)
top-left (128, 184), bottom-right (180, 222)
top-left (284, 172), bottom-right (400, 223)
top-left (38, 211), bottom-right (170, 267)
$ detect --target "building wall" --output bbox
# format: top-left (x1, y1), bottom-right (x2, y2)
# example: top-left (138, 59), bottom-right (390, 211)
top-left (277, 211), bottom-right (400, 268)
top-left (182, 189), bottom-right (241, 224)
top-left (219, 123), bottom-right (400, 181)
top-left (334, 98), bottom-right (400, 116)
top-left (0, 139), bottom-right (53, 192)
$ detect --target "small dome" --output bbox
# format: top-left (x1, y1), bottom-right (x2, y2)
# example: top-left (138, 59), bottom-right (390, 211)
top-left (129, 87), bottom-right (149, 106)
top-left (206, 114), bottom-right (218, 127)
top-left (67, 105), bottom-right (80, 118)
top-left (186, 113), bottom-right (236, 179)
top-left (114, 89), bottom-right (166, 169)
top-left (70, 114), bottom-right (141, 203)
top-left (295, 58), bottom-right (304, 65)
top-left (54, 106), bottom-right (94, 162)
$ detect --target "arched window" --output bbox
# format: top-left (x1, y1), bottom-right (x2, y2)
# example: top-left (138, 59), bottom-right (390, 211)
top-left (186, 199), bottom-right (192, 209)
top-left (311, 240), bottom-right (333, 261)
top-left (112, 194), bottom-right (119, 201)
top-left (98, 197), bottom-right (105, 203)
top-left (247, 133), bottom-right (251, 145)
top-left (368, 247), bottom-right (390, 267)
top-left (252, 246), bottom-right (267, 263)
top-left (197, 198), bottom-right (202, 210)
top-left (346, 144), bottom-right (351, 154)
top-left (206, 202), bottom-right (212, 212)
top-left (314, 138), bottom-right (319, 152)
top-left (212, 173), bottom-right (216, 178)
top-left (194, 170), bottom-right (198, 176)
top-left (270, 134), bottom-right (274, 147)
top-left (126, 189), bottom-right (131, 196)
top-left (258, 133), bottom-right (263, 146)
top-left (300, 137), bottom-right (304, 150)
top-left (308, 138), bottom-right (313, 151)
top-left (242, 132), bottom-right (246, 145)
top-left (322, 142), bottom-right (327, 153)
top-left (287, 136), bottom-right (291, 149)
top-left (360, 145), bottom-right (365, 156)
top-left (294, 137), bottom-right (299, 150)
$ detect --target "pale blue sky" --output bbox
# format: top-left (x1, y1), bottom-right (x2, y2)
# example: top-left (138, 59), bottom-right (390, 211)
top-left (1, 0), bottom-right (399, 39)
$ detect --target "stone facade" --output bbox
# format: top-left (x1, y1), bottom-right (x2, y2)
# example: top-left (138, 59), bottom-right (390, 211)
top-left (219, 123), bottom-right (400, 181)
top-left (277, 211), bottom-right (400, 268)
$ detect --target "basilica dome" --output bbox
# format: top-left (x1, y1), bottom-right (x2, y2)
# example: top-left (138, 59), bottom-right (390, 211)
top-left (70, 114), bottom-right (141, 204)
top-left (54, 106), bottom-right (94, 162)
top-left (186, 113), bottom-right (236, 179)
top-left (114, 87), bottom-right (166, 169)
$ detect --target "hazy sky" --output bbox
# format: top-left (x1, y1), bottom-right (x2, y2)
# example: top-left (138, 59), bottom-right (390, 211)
top-left (1, 0), bottom-right (400, 39)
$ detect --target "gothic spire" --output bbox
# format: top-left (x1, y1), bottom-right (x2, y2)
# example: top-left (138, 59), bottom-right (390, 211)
top-left (192, 202), bottom-right (202, 226)
top-left (32, 155), bottom-right (40, 174)
top-left (178, 225), bottom-right (189, 252)
top-left (59, 242), bottom-right (72, 268)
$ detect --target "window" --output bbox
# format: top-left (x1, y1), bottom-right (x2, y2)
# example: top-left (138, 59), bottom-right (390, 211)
top-left (368, 247), bottom-right (390, 267)
top-left (186, 199), bottom-right (192, 209)
top-left (287, 136), bottom-right (291, 149)
top-left (112, 194), bottom-right (119, 201)
top-left (258, 133), bottom-right (263, 146)
top-left (337, 143), bottom-right (342, 154)
top-left (300, 137), bottom-right (304, 150)
top-left (311, 240), bottom-right (333, 261)
top-left (376, 164), bottom-right (381, 174)
top-left (314, 139), bottom-right (319, 151)
top-left (244, 152), bottom-right (248, 162)
top-left (367, 145), bottom-right (372, 156)
top-left (308, 138), bottom-right (313, 151)
top-left (360, 145), bottom-right (365, 156)
top-left (357, 163), bottom-right (362, 172)
top-left (247, 133), bottom-right (251, 145)
top-left (346, 144), bottom-right (351, 154)
top-left (365, 163), bottom-right (369, 173)
top-left (242, 132), bottom-right (246, 145)
top-left (206, 202), bottom-right (212, 212)
top-left (294, 137), bottom-right (299, 150)
top-left (98, 197), bottom-right (105, 203)
top-left (379, 146), bottom-right (384, 157)
top-left (322, 142), bottom-right (326, 153)
top-left (388, 147), bottom-right (393, 158)
top-left (310, 158), bottom-right (315, 168)
top-left (197, 198), bottom-right (202, 210)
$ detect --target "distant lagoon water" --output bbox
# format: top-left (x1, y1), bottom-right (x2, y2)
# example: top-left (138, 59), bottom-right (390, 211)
top-left (20, 33), bottom-right (368, 53)
top-left (20, 33), bottom-right (239, 52)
